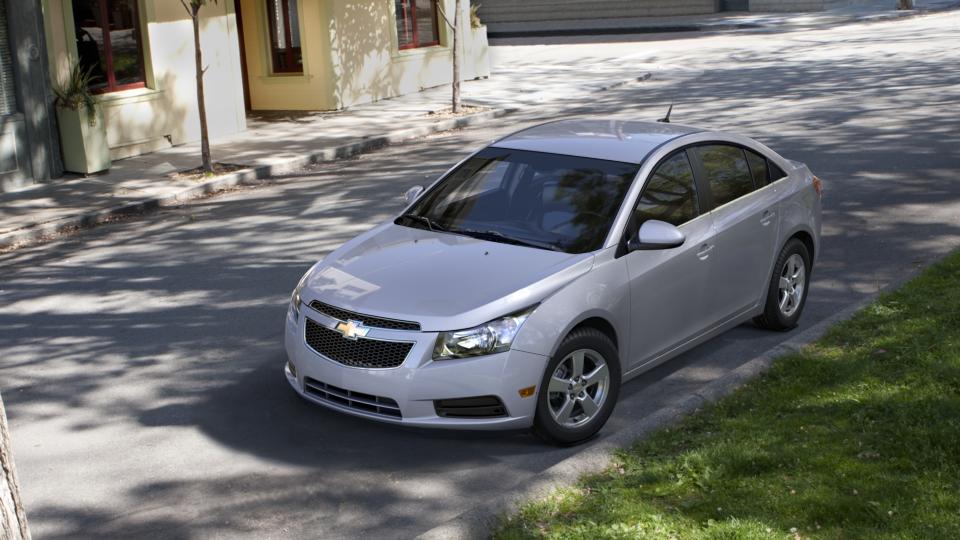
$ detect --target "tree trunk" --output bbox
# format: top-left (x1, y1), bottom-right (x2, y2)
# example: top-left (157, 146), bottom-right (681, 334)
top-left (191, 5), bottom-right (213, 173)
top-left (0, 393), bottom-right (30, 540)
top-left (452, 0), bottom-right (461, 114)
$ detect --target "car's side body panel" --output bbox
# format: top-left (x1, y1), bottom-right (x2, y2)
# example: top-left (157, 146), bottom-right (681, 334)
top-left (512, 246), bottom-right (631, 361)
top-left (594, 129), bottom-right (821, 381)
top-left (694, 162), bottom-right (783, 322)
top-left (778, 162), bottom-right (822, 265)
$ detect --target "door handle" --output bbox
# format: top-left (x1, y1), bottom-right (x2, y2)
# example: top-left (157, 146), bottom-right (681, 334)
top-left (761, 210), bottom-right (776, 226)
top-left (696, 243), bottom-right (714, 260)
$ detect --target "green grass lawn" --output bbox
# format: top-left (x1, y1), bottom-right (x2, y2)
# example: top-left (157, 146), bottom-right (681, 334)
top-left (497, 251), bottom-right (960, 540)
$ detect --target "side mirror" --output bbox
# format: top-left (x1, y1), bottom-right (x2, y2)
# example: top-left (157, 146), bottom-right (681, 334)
top-left (404, 185), bottom-right (424, 205)
top-left (628, 220), bottom-right (685, 251)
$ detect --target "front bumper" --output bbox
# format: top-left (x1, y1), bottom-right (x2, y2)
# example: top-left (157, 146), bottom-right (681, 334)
top-left (283, 303), bottom-right (549, 430)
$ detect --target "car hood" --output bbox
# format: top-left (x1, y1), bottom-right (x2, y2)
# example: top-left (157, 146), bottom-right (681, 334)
top-left (303, 223), bottom-right (594, 331)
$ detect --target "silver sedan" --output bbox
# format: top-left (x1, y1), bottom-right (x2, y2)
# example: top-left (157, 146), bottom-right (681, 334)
top-left (284, 119), bottom-right (822, 444)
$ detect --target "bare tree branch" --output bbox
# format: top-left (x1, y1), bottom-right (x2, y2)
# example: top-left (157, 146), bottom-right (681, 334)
top-left (435, 2), bottom-right (455, 30)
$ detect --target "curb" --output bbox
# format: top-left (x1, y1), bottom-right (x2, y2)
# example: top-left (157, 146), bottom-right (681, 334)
top-left (416, 282), bottom-right (916, 540)
top-left (0, 107), bottom-right (516, 252)
top-left (598, 72), bottom-right (653, 92)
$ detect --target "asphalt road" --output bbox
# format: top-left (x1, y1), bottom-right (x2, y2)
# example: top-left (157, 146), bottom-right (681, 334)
top-left (2, 13), bottom-right (959, 539)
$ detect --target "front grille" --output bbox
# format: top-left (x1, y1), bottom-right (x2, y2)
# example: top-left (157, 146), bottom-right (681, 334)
top-left (304, 377), bottom-right (402, 418)
top-left (434, 396), bottom-right (508, 419)
top-left (308, 300), bottom-right (420, 331)
top-left (304, 317), bottom-right (414, 369)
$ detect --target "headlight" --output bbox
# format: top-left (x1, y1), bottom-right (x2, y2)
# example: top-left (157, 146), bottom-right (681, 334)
top-left (290, 271), bottom-right (310, 318)
top-left (433, 306), bottom-right (537, 360)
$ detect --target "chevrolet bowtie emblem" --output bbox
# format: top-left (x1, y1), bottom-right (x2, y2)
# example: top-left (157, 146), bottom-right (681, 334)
top-left (334, 319), bottom-right (370, 340)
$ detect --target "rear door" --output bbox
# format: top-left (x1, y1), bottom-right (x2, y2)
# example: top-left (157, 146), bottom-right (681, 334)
top-left (690, 143), bottom-right (782, 323)
top-left (625, 149), bottom-right (716, 368)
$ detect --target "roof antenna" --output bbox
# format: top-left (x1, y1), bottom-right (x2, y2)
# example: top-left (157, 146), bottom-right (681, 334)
top-left (657, 103), bottom-right (673, 123)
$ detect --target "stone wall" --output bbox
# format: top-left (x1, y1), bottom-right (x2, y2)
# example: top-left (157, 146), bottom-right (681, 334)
top-left (477, 0), bottom-right (825, 24)
top-left (478, 0), bottom-right (718, 23)
top-left (750, 0), bottom-right (824, 11)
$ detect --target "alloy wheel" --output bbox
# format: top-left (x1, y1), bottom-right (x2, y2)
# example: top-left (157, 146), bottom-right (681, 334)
top-left (778, 253), bottom-right (806, 317)
top-left (547, 349), bottom-right (610, 428)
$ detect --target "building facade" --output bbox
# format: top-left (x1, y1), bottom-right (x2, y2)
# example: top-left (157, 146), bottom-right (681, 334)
top-left (33, 0), bottom-right (490, 178)
top-left (1, 0), bottom-right (60, 191)
top-left (237, 0), bottom-right (490, 110)
top-left (43, 0), bottom-right (248, 162)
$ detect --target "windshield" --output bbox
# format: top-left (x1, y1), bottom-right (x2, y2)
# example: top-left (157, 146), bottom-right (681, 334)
top-left (397, 148), bottom-right (639, 254)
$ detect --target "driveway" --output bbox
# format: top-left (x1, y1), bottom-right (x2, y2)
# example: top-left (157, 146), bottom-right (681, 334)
top-left (2, 12), bottom-right (959, 539)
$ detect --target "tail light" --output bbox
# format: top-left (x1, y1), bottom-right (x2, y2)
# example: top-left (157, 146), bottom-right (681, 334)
top-left (812, 175), bottom-right (823, 199)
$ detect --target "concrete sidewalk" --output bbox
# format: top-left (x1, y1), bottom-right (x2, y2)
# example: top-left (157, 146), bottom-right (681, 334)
top-left (0, 93), bottom-right (514, 250)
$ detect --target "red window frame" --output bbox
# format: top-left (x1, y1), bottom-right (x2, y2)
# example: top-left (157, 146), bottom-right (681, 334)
top-left (266, 0), bottom-right (302, 74)
top-left (77, 0), bottom-right (147, 94)
top-left (396, 0), bottom-right (440, 50)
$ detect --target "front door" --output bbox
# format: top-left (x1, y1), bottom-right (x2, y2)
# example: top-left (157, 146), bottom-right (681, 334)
top-left (233, 0), bottom-right (251, 111)
top-left (0, 0), bottom-right (34, 190)
top-left (626, 149), bottom-right (717, 369)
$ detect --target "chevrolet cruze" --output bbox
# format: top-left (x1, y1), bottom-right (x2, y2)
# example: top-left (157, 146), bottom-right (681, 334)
top-left (284, 119), bottom-right (822, 444)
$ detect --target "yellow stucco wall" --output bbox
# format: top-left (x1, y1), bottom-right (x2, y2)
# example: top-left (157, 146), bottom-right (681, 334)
top-left (43, 0), bottom-right (247, 160)
top-left (242, 0), bottom-right (491, 111)
top-left (330, 0), bottom-right (490, 109)
top-left (238, 0), bottom-right (337, 110)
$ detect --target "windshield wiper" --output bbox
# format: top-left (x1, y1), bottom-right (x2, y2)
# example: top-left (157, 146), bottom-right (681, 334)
top-left (449, 228), bottom-right (563, 252)
top-left (397, 213), bottom-right (445, 232)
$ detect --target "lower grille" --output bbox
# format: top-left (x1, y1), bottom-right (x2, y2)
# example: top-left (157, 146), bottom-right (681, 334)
top-left (304, 377), bottom-right (402, 418)
top-left (304, 317), bottom-right (413, 369)
top-left (434, 396), bottom-right (508, 419)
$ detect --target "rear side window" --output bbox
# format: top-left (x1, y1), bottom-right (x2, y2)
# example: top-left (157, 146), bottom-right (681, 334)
top-left (745, 148), bottom-right (789, 186)
top-left (769, 161), bottom-right (787, 182)
top-left (744, 149), bottom-right (768, 188)
top-left (633, 151), bottom-right (699, 228)
top-left (696, 144), bottom-right (754, 207)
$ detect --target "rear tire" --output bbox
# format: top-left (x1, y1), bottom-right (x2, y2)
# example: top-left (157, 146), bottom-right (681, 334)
top-left (533, 328), bottom-right (621, 446)
top-left (754, 238), bottom-right (811, 331)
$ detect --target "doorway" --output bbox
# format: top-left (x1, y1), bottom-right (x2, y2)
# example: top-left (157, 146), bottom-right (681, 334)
top-left (233, 0), bottom-right (251, 111)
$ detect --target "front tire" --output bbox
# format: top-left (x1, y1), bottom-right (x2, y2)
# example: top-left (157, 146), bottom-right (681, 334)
top-left (755, 238), bottom-right (811, 331)
top-left (533, 328), bottom-right (621, 446)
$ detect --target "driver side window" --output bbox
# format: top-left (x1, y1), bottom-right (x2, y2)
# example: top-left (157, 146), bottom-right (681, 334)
top-left (632, 151), bottom-right (700, 231)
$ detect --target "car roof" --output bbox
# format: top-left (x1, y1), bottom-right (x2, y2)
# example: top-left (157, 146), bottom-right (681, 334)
top-left (490, 119), bottom-right (702, 165)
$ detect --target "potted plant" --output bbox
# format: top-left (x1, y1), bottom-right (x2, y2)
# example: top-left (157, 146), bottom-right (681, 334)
top-left (54, 64), bottom-right (111, 174)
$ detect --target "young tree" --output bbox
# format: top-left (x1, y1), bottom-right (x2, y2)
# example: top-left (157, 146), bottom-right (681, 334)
top-left (437, 0), bottom-right (463, 113)
top-left (180, 0), bottom-right (217, 173)
top-left (0, 393), bottom-right (30, 540)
